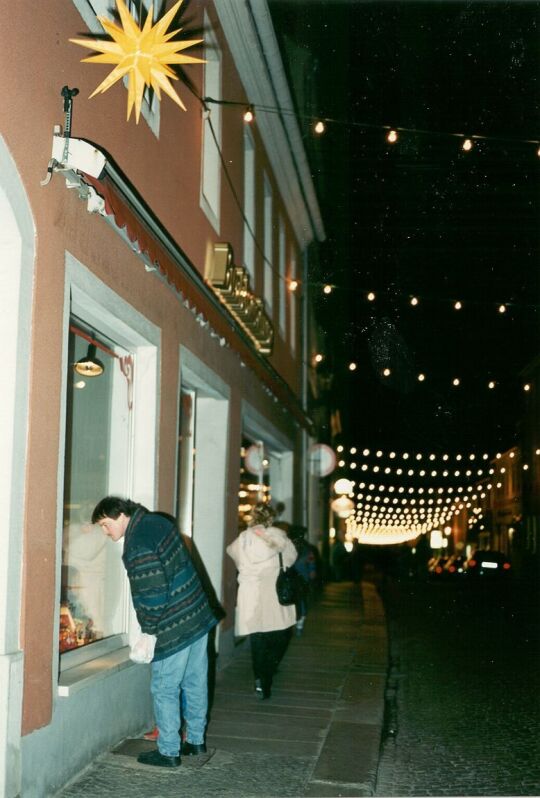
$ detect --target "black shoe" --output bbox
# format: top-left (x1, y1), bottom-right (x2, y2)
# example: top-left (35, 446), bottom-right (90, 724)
top-left (254, 678), bottom-right (271, 700)
top-left (137, 749), bottom-right (181, 768)
top-left (182, 742), bottom-right (207, 755)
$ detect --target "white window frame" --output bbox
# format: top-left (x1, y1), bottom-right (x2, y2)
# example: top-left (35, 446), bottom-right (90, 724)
top-left (243, 126), bottom-right (255, 282)
top-left (176, 387), bottom-right (197, 538)
top-left (278, 216), bottom-right (286, 338)
top-left (71, 0), bottom-right (161, 137)
top-left (57, 253), bottom-right (160, 678)
top-left (290, 252), bottom-right (297, 355)
top-left (200, 12), bottom-right (222, 233)
top-left (263, 174), bottom-right (273, 314)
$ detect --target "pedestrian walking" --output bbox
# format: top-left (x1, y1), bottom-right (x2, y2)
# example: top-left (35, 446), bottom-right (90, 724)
top-left (289, 525), bottom-right (318, 636)
top-left (226, 502), bottom-right (297, 699)
top-left (92, 496), bottom-right (218, 768)
top-left (331, 529), bottom-right (350, 581)
top-left (350, 538), bottom-right (365, 584)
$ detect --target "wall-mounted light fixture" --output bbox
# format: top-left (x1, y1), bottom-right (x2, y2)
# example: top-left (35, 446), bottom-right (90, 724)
top-left (73, 343), bottom-right (104, 377)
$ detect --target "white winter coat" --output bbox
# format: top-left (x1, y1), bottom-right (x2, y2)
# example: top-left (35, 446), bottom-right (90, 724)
top-left (226, 525), bottom-right (298, 636)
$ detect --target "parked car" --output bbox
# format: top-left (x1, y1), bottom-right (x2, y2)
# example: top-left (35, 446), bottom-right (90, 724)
top-left (444, 555), bottom-right (468, 576)
top-left (466, 550), bottom-right (512, 577)
top-left (428, 555), bottom-right (451, 578)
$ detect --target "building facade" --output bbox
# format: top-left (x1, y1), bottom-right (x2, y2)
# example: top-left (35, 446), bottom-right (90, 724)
top-left (0, 2), bottom-right (324, 795)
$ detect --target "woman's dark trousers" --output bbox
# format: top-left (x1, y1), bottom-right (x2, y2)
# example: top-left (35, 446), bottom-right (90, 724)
top-left (249, 629), bottom-right (291, 696)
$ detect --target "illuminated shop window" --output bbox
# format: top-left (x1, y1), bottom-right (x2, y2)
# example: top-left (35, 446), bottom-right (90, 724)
top-left (239, 437), bottom-right (271, 529)
top-left (60, 321), bottom-right (133, 653)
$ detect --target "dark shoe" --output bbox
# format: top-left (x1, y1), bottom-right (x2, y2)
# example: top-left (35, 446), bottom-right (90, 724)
top-left (137, 749), bottom-right (181, 768)
top-left (182, 741), bottom-right (207, 755)
top-left (254, 678), bottom-right (271, 700)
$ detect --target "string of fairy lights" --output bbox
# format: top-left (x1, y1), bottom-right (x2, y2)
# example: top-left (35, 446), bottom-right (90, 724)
top-left (202, 95), bottom-right (540, 295)
top-left (334, 445), bottom-right (539, 475)
top-left (331, 445), bottom-right (537, 545)
top-left (313, 357), bottom-right (535, 392)
top-left (199, 94), bottom-right (537, 392)
top-left (203, 96), bottom-right (540, 154)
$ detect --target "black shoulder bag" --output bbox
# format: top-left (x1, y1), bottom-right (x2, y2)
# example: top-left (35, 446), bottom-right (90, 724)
top-left (276, 552), bottom-right (299, 606)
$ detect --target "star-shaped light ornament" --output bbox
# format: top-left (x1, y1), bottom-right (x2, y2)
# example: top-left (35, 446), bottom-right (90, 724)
top-left (70, 0), bottom-right (203, 123)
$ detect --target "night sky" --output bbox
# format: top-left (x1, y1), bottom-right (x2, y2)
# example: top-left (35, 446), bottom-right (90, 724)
top-left (270, 1), bottom-right (539, 455)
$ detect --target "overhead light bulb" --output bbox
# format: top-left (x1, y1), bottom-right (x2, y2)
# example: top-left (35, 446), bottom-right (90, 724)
top-left (417, 373), bottom-right (425, 382)
top-left (454, 300), bottom-right (462, 310)
top-left (524, 383), bottom-right (531, 392)
top-left (383, 368), bottom-right (391, 377)
top-left (462, 138), bottom-right (473, 151)
top-left (498, 304), bottom-right (506, 313)
top-left (314, 353), bottom-right (323, 363)
top-left (349, 362), bottom-right (357, 371)
top-left (488, 381), bottom-right (496, 389)
top-left (73, 343), bottom-right (104, 377)
top-left (289, 279), bottom-right (298, 291)
top-left (367, 292), bottom-right (376, 301)
top-left (410, 296), bottom-right (419, 306)
top-left (323, 284), bottom-right (333, 295)
top-left (452, 378), bottom-right (460, 386)
top-left (387, 129), bottom-right (398, 143)
top-left (243, 106), bottom-right (255, 123)
top-left (314, 120), bottom-right (325, 134)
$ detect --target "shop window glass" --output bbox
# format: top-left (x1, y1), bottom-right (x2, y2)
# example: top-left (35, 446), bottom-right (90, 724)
top-left (176, 388), bottom-right (196, 538)
top-left (239, 436), bottom-right (271, 529)
top-left (60, 321), bottom-right (133, 653)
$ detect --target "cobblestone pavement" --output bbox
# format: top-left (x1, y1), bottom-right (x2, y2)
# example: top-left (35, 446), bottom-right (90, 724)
top-left (57, 750), bottom-right (312, 798)
top-left (375, 576), bottom-right (540, 797)
top-left (57, 580), bottom-right (387, 798)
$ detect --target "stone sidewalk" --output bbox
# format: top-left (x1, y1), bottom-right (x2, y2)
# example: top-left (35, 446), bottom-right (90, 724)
top-left (57, 580), bottom-right (388, 798)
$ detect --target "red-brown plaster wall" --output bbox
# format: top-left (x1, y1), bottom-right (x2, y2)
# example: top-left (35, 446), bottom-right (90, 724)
top-left (2, 0), bottom-right (306, 734)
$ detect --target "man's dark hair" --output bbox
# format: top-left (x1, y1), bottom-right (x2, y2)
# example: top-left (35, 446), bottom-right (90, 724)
top-left (91, 496), bottom-right (142, 524)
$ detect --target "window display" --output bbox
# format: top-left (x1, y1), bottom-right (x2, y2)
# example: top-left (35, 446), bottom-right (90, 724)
top-left (60, 321), bottom-right (132, 653)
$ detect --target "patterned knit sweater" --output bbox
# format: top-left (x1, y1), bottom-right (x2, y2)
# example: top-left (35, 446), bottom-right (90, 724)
top-left (123, 507), bottom-right (217, 661)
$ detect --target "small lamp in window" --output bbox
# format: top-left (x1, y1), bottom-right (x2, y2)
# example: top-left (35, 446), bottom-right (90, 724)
top-left (74, 343), bottom-right (104, 377)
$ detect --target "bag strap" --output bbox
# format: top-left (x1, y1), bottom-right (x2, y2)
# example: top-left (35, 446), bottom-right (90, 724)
top-left (278, 552), bottom-right (284, 570)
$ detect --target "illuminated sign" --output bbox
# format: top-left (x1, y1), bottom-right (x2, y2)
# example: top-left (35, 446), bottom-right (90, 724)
top-left (208, 243), bottom-right (274, 355)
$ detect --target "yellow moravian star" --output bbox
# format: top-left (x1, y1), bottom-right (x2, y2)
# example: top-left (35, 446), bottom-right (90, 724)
top-left (70, 0), bottom-right (203, 123)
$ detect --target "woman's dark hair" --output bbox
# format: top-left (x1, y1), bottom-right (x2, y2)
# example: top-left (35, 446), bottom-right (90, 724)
top-left (91, 496), bottom-right (141, 524)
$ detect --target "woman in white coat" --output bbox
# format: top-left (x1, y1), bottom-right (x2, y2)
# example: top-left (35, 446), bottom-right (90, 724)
top-left (226, 502), bottom-right (297, 699)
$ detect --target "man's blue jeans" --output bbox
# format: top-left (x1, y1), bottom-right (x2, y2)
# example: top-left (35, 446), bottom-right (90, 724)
top-left (150, 633), bottom-right (209, 757)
